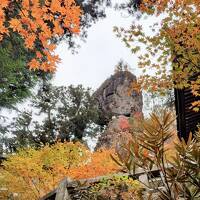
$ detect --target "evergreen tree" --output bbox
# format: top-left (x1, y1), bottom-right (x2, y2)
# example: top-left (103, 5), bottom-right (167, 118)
top-left (0, 33), bottom-right (52, 109)
top-left (5, 84), bottom-right (99, 150)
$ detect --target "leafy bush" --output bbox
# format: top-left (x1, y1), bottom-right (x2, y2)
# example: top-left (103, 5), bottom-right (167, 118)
top-left (87, 175), bottom-right (143, 200)
top-left (114, 110), bottom-right (200, 200)
top-left (0, 142), bottom-right (120, 199)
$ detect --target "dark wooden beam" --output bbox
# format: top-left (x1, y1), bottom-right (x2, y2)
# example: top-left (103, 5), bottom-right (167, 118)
top-left (174, 88), bottom-right (200, 142)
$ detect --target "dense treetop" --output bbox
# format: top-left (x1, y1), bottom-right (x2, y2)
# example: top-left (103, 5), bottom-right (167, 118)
top-left (0, 0), bottom-right (81, 72)
top-left (115, 0), bottom-right (200, 110)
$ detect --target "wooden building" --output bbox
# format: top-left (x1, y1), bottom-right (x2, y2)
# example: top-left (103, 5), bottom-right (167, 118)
top-left (175, 88), bottom-right (200, 141)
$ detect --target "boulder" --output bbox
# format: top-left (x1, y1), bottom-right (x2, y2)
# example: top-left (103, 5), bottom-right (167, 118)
top-left (94, 71), bottom-right (143, 125)
top-left (95, 116), bottom-right (133, 151)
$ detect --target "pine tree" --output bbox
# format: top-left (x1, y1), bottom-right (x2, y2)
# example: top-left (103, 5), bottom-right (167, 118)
top-left (4, 84), bottom-right (100, 150)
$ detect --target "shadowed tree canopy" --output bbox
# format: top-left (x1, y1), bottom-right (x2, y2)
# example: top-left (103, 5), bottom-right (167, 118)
top-left (115, 0), bottom-right (141, 14)
top-left (0, 34), bottom-right (52, 109)
top-left (3, 83), bottom-right (100, 151)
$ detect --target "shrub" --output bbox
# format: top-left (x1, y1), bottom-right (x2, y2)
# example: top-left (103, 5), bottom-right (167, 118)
top-left (114, 110), bottom-right (200, 200)
top-left (0, 142), bottom-right (121, 199)
top-left (87, 175), bottom-right (143, 200)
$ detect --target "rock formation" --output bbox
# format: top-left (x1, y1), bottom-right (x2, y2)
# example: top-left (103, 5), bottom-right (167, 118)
top-left (94, 71), bottom-right (143, 151)
top-left (94, 71), bottom-right (143, 125)
top-left (95, 116), bottom-right (133, 151)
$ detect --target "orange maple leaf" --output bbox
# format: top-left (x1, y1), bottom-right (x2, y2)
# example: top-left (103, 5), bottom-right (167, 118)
top-left (28, 59), bottom-right (40, 70)
top-left (24, 34), bottom-right (36, 49)
top-left (9, 19), bottom-right (21, 32)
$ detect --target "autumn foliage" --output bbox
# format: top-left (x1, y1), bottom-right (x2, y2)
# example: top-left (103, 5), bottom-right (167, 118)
top-left (115, 110), bottom-right (200, 199)
top-left (0, 142), bottom-right (121, 199)
top-left (0, 0), bottom-right (81, 71)
top-left (114, 0), bottom-right (200, 110)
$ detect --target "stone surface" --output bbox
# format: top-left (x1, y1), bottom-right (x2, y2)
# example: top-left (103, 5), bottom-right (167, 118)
top-left (94, 71), bottom-right (143, 151)
top-left (95, 116), bottom-right (133, 152)
top-left (94, 71), bottom-right (143, 125)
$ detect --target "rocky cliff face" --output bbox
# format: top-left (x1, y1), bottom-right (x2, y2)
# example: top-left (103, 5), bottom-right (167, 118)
top-left (95, 116), bottom-right (133, 151)
top-left (94, 71), bottom-right (143, 125)
top-left (94, 71), bottom-right (143, 150)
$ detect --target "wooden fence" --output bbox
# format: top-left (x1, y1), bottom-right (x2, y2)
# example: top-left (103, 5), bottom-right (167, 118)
top-left (41, 166), bottom-right (169, 200)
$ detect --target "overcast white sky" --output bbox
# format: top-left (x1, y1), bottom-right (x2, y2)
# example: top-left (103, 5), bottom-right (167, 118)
top-left (53, 7), bottom-right (142, 90)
